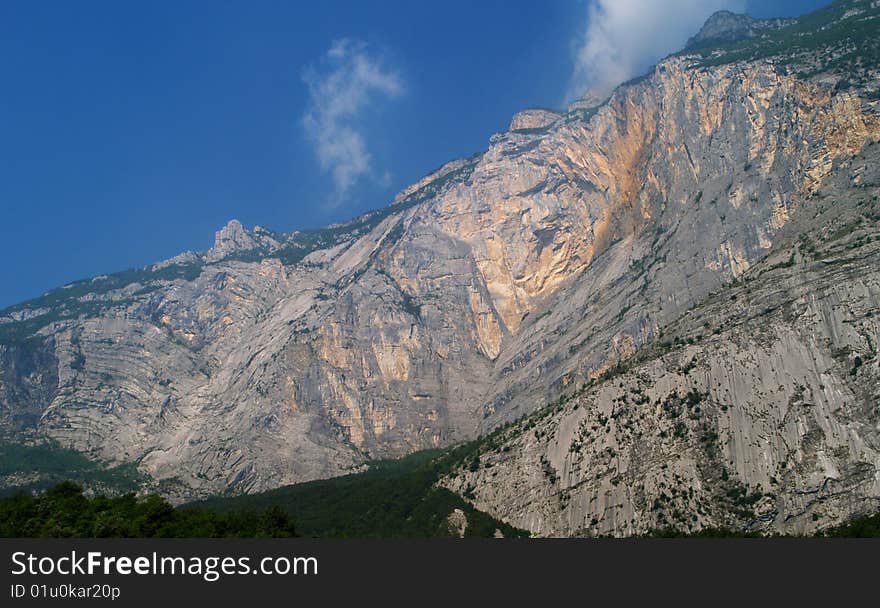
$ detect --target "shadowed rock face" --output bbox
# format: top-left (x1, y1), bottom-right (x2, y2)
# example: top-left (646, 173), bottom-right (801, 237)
top-left (1, 1), bottom-right (879, 514)
top-left (685, 10), bottom-right (795, 50)
top-left (687, 11), bottom-right (760, 49)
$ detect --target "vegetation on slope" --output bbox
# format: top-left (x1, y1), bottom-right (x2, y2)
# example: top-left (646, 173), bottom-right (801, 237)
top-left (0, 447), bottom-right (527, 538)
top-left (0, 481), bottom-right (296, 538)
top-left (821, 513), bottom-right (880, 537)
top-left (644, 517), bottom-right (880, 538)
top-left (2, 390), bottom-right (878, 538)
top-left (3, 472), bottom-right (878, 537)
top-left (683, 0), bottom-right (880, 94)
top-left (189, 448), bottom-right (528, 538)
top-left (0, 442), bottom-right (146, 496)
top-left (0, 261), bottom-right (203, 346)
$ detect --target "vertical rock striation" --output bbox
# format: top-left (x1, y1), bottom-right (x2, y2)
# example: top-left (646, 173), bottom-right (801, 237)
top-left (1, 1), bottom-right (879, 521)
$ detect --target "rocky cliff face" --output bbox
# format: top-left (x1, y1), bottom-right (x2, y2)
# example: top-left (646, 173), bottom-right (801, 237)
top-left (685, 10), bottom-right (794, 50)
top-left (443, 147), bottom-right (880, 535)
top-left (1, 0), bottom-right (879, 523)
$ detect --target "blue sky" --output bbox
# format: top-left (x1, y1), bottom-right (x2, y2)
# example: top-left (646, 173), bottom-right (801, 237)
top-left (0, 0), bottom-right (830, 308)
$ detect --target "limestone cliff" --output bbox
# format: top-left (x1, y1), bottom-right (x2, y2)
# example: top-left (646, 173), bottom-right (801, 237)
top-left (1, 0), bottom-right (878, 518)
top-left (443, 148), bottom-right (880, 535)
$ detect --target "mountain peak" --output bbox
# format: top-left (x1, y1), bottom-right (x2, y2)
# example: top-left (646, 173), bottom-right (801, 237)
top-left (207, 219), bottom-right (258, 262)
top-left (686, 10), bottom-right (758, 49)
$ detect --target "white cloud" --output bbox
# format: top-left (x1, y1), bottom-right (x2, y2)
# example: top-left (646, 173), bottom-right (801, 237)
top-left (302, 39), bottom-right (404, 207)
top-left (566, 0), bottom-right (746, 103)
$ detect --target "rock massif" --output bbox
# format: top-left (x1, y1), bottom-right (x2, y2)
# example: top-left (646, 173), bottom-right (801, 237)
top-left (444, 148), bottom-right (880, 535)
top-left (685, 10), bottom-right (794, 50)
top-left (1, 0), bottom-right (879, 536)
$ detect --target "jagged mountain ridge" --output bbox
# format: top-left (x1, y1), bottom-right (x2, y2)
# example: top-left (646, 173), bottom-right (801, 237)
top-left (1, 0), bottom-right (878, 512)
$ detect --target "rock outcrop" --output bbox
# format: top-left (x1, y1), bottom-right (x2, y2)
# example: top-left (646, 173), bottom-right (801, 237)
top-left (685, 10), bottom-right (794, 50)
top-left (508, 109), bottom-right (561, 132)
top-left (443, 147), bottom-right (880, 536)
top-left (1, 0), bottom-right (878, 527)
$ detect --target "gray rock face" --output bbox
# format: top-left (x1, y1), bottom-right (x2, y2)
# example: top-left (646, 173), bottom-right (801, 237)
top-left (508, 109), bottom-right (561, 132)
top-left (685, 10), bottom-right (793, 50)
top-left (687, 11), bottom-right (757, 49)
top-left (1, 0), bottom-right (878, 525)
top-left (205, 219), bottom-right (280, 262)
top-left (443, 148), bottom-right (880, 536)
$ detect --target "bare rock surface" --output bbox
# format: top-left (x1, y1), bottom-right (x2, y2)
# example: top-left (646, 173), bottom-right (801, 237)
top-left (1, 1), bottom-right (879, 523)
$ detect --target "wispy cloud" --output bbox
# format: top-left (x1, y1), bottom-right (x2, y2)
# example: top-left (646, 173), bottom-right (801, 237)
top-left (566, 0), bottom-right (746, 103)
top-left (302, 39), bottom-right (404, 208)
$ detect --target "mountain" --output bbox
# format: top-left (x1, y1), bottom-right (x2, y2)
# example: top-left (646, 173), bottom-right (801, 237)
top-left (443, 148), bottom-right (880, 536)
top-left (1, 0), bottom-right (879, 538)
top-left (438, 0), bottom-right (880, 536)
top-left (684, 10), bottom-right (794, 50)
